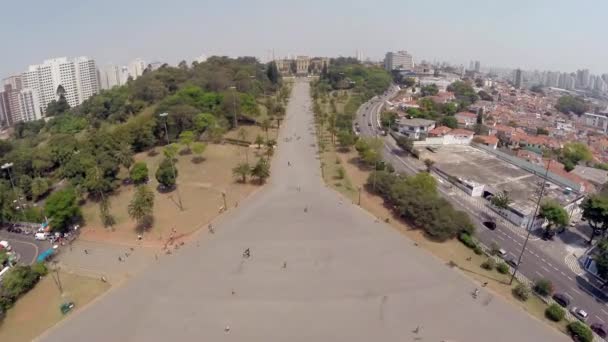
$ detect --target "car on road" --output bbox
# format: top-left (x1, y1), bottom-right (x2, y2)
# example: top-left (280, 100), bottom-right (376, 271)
top-left (505, 257), bottom-right (519, 268)
top-left (497, 248), bottom-right (507, 257)
top-left (367, 122), bottom-right (371, 127)
top-left (570, 307), bottom-right (589, 322)
top-left (552, 293), bottom-right (570, 308)
top-left (591, 323), bottom-right (607, 338)
top-left (483, 221), bottom-right (496, 230)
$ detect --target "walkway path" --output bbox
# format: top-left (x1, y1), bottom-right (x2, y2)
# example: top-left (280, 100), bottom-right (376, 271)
top-left (40, 79), bottom-right (566, 342)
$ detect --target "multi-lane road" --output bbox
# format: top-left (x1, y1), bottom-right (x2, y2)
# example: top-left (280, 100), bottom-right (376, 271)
top-left (356, 85), bottom-right (608, 330)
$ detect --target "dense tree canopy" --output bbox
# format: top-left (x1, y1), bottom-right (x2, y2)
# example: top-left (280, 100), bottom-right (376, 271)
top-left (44, 187), bottom-right (81, 232)
top-left (555, 95), bottom-right (588, 115)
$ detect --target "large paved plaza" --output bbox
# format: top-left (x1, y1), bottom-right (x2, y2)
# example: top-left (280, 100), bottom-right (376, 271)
top-left (40, 80), bottom-right (566, 342)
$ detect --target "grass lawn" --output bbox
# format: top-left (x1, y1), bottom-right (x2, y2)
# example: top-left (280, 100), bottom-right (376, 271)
top-left (0, 272), bottom-right (110, 342)
top-left (80, 125), bottom-right (268, 246)
top-left (333, 147), bottom-right (571, 337)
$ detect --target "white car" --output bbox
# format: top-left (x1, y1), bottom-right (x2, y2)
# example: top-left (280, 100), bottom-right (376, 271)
top-left (571, 307), bottom-right (588, 322)
top-left (34, 232), bottom-right (48, 241)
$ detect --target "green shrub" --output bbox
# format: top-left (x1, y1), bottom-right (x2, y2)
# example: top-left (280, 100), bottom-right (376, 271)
top-left (31, 262), bottom-right (48, 277)
top-left (496, 263), bottom-right (509, 274)
top-left (489, 242), bottom-right (500, 255)
top-left (533, 279), bottom-right (554, 297)
top-left (473, 246), bottom-right (483, 255)
top-left (567, 321), bottom-right (593, 342)
top-left (458, 232), bottom-right (477, 249)
top-left (481, 258), bottom-right (496, 270)
top-left (336, 167), bottom-right (345, 180)
top-left (512, 283), bottom-right (530, 301)
top-left (545, 304), bottom-right (565, 322)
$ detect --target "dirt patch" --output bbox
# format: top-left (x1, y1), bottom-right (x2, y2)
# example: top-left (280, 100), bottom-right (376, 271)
top-left (80, 137), bottom-right (264, 247)
top-left (0, 272), bottom-right (110, 342)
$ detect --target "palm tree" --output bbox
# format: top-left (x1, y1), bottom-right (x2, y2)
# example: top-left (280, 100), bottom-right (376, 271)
top-left (260, 119), bottom-right (272, 140)
top-left (128, 185), bottom-right (155, 230)
top-left (232, 162), bottom-right (251, 183)
top-left (251, 158), bottom-right (270, 184)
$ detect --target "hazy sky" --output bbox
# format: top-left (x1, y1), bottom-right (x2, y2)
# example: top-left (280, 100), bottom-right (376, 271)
top-left (1, 0), bottom-right (606, 77)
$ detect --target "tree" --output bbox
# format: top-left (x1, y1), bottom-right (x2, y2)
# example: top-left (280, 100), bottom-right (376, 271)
top-left (156, 158), bottom-right (177, 188)
top-left (555, 95), bottom-right (588, 115)
top-left (478, 90), bottom-right (493, 101)
top-left (163, 143), bottom-right (179, 160)
top-left (440, 116), bottom-right (458, 129)
top-left (581, 195), bottom-right (608, 243)
top-left (251, 158), bottom-right (270, 183)
top-left (491, 191), bottom-right (511, 209)
top-left (260, 119), bottom-right (272, 140)
top-left (420, 84), bottom-right (439, 96)
top-left (267, 61), bottom-right (280, 85)
top-left (336, 130), bottom-right (356, 150)
top-left (539, 200), bottom-right (569, 238)
top-left (403, 77), bottom-right (416, 88)
top-left (232, 162), bottom-right (251, 183)
top-left (179, 130), bottom-right (195, 153)
top-left (128, 185), bottom-right (155, 229)
top-left (99, 196), bottom-right (115, 228)
top-left (536, 127), bottom-right (549, 135)
top-left (130, 162), bottom-right (149, 184)
top-left (567, 321), bottom-right (593, 342)
top-left (191, 142), bottom-right (206, 163)
top-left (30, 177), bottom-right (50, 201)
top-left (530, 84), bottom-right (544, 95)
top-left (45, 86), bottom-right (71, 116)
top-left (423, 159), bottom-right (435, 172)
top-left (396, 136), bottom-right (414, 154)
top-left (194, 113), bottom-right (217, 135)
top-left (534, 278), bottom-right (554, 296)
top-left (561, 142), bottom-right (592, 166)
top-left (44, 187), bottom-right (81, 232)
top-left (254, 135), bottom-right (265, 149)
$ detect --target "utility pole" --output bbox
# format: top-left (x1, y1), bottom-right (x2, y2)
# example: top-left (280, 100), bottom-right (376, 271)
top-left (159, 113), bottom-right (184, 211)
top-left (2, 162), bottom-right (26, 222)
top-left (509, 160), bottom-right (552, 285)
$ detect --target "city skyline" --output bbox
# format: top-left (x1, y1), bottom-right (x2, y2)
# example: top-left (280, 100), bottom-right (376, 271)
top-left (0, 0), bottom-right (607, 77)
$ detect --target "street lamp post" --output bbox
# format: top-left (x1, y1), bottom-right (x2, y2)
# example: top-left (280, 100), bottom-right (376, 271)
top-left (509, 160), bottom-right (552, 285)
top-left (159, 113), bottom-right (184, 211)
top-left (229, 86), bottom-right (238, 128)
top-left (2, 162), bottom-right (26, 222)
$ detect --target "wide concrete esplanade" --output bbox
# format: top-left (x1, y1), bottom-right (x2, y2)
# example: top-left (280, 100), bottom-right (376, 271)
top-left (40, 79), bottom-right (566, 341)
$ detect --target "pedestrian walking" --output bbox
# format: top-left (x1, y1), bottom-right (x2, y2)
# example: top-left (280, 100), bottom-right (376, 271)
top-left (482, 281), bottom-right (488, 287)
top-left (283, 261), bottom-right (287, 269)
top-left (224, 325), bottom-right (230, 333)
top-left (84, 249), bottom-right (88, 255)
top-left (118, 256), bottom-right (123, 262)
top-left (208, 224), bottom-right (214, 234)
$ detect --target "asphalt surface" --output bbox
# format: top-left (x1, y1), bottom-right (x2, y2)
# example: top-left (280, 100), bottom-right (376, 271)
top-left (0, 230), bottom-right (47, 265)
top-left (356, 86), bottom-right (608, 329)
top-left (40, 79), bottom-right (565, 342)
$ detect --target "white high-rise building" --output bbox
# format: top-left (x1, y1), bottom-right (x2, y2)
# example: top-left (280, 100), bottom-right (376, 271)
top-left (384, 51), bottom-right (414, 71)
top-left (99, 64), bottom-right (127, 90)
top-left (128, 58), bottom-right (147, 80)
top-left (22, 56), bottom-right (100, 113)
top-left (17, 89), bottom-right (42, 122)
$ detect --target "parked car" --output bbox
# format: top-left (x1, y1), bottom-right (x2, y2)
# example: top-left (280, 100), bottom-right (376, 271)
top-left (483, 221), bottom-right (497, 230)
top-left (552, 293), bottom-right (570, 308)
top-left (34, 232), bottom-right (48, 241)
top-left (591, 323), bottom-right (607, 338)
top-left (505, 257), bottom-right (519, 268)
top-left (497, 248), bottom-right (507, 257)
top-left (571, 307), bottom-right (589, 322)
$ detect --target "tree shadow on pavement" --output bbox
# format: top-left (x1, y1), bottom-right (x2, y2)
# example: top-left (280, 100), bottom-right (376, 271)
top-left (556, 229), bottom-right (589, 248)
top-left (575, 275), bottom-right (608, 304)
top-left (452, 262), bottom-right (510, 285)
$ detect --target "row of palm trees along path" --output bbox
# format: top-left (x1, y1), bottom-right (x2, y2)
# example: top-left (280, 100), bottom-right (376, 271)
top-left (40, 78), bottom-right (566, 341)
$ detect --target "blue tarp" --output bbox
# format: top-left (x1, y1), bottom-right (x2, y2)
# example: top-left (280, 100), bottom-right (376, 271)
top-left (36, 248), bottom-right (54, 263)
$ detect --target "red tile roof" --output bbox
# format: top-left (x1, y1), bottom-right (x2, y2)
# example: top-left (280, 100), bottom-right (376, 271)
top-left (428, 126), bottom-right (452, 136)
top-left (449, 128), bottom-right (474, 136)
